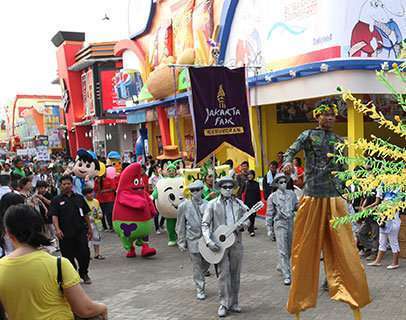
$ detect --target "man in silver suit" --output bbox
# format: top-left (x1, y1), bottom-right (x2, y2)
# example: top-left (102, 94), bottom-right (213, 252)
top-left (176, 180), bottom-right (210, 300)
top-left (201, 176), bottom-right (249, 318)
top-left (266, 174), bottom-right (298, 286)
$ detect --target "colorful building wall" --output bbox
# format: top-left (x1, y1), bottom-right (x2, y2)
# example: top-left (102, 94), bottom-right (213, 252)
top-left (6, 95), bottom-right (62, 150)
top-left (114, 0), bottom-right (405, 168)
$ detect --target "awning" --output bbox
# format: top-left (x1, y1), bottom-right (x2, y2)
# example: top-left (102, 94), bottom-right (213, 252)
top-left (68, 57), bottom-right (122, 72)
top-left (107, 91), bottom-right (190, 115)
top-left (249, 58), bottom-right (403, 87)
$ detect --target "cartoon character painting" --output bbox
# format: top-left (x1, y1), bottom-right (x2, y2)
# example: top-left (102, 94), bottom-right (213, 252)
top-left (350, 0), bottom-right (405, 58)
top-left (72, 149), bottom-right (100, 195)
top-left (112, 162), bottom-right (157, 258)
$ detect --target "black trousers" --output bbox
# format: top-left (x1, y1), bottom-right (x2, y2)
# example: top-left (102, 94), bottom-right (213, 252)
top-left (100, 202), bottom-right (114, 229)
top-left (248, 213), bottom-right (256, 233)
top-left (60, 231), bottom-right (90, 278)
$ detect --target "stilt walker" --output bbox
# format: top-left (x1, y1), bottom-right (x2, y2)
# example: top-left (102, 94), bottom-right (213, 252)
top-left (284, 101), bottom-right (371, 319)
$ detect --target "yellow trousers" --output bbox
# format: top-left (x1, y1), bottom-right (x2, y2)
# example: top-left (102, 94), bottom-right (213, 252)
top-left (287, 197), bottom-right (371, 314)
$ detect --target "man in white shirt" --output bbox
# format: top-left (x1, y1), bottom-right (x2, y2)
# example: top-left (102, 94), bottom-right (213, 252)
top-left (32, 166), bottom-right (48, 188)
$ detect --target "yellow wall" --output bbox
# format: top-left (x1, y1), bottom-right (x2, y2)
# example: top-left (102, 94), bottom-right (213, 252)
top-left (261, 104), bottom-right (349, 166)
top-left (260, 104), bottom-right (401, 172)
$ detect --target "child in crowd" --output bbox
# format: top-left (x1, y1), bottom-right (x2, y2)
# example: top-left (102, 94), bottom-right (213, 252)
top-left (266, 175), bottom-right (298, 285)
top-left (84, 187), bottom-right (105, 260)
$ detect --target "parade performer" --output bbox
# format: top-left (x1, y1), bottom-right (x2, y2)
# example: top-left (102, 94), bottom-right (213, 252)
top-left (266, 175), bottom-right (298, 286)
top-left (200, 161), bottom-right (219, 201)
top-left (72, 149), bottom-right (100, 195)
top-left (112, 162), bottom-right (157, 258)
top-left (283, 101), bottom-right (371, 319)
top-left (157, 145), bottom-right (185, 176)
top-left (152, 160), bottom-right (184, 246)
top-left (176, 180), bottom-right (210, 300)
top-left (201, 176), bottom-right (250, 318)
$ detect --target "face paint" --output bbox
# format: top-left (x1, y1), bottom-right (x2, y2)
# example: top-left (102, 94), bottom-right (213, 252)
top-left (278, 180), bottom-right (287, 192)
top-left (190, 188), bottom-right (203, 201)
top-left (220, 184), bottom-right (233, 198)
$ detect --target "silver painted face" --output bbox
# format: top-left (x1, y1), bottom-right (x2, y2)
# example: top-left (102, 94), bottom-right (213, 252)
top-left (191, 188), bottom-right (204, 201)
top-left (277, 180), bottom-right (287, 192)
top-left (220, 184), bottom-right (233, 198)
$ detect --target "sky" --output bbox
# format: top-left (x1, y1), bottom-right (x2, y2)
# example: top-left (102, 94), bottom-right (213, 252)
top-left (0, 0), bottom-right (133, 117)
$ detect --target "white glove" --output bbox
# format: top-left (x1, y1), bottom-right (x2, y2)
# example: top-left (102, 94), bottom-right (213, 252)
top-left (236, 220), bottom-right (247, 230)
top-left (207, 241), bottom-right (220, 252)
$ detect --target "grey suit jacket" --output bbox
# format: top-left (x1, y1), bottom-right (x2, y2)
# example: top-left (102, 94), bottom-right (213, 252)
top-left (202, 196), bottom-right (249, 246)
top-left (176, 199), bottom-right (208, 253)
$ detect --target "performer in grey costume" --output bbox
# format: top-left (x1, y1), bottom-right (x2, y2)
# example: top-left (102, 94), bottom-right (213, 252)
top-left (202, 176), bottom-right (249, 318)
top-left (176, 180), bottom-right (210, 300)
top-left (266, 175), bottom-right (298, 286)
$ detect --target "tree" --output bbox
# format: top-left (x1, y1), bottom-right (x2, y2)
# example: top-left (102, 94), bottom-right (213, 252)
top-left (332, 61), bottom-right (405, 228)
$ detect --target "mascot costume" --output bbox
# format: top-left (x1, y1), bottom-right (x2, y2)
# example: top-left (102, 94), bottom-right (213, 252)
top-left (107, 151), bottom-right (122, 174)
top-left (113, 162), bottom-right (157, 258)
top-left (152, 160), bottom-right (184, 246)
top-left (182, 161), bottom-right (230, 199)
top-left (72, 149), bottom-right (100, 195)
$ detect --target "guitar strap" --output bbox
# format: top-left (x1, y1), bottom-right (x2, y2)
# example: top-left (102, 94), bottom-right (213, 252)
top-left (214, 263), bottom-right (219, 278)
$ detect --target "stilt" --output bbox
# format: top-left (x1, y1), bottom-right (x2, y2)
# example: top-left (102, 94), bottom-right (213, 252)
top-left (352, 308), bottom-right (361, 320)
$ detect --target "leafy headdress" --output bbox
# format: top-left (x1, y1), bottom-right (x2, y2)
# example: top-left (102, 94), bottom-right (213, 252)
top-left (166, 159), bottom-right (183, 174)
top-left (313, 102), bottom-right (339, 118)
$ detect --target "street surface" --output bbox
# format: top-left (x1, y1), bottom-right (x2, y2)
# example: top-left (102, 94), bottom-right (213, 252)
top-left (84, 220), bottom-right (406, 320)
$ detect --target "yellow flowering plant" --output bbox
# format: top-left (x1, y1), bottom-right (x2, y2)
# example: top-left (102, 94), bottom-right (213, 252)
top-left (331, 62), bottom-right (405, 228)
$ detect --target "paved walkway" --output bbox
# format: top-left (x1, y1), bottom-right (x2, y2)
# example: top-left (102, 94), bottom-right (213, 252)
top-left (84, 220), bottom-right (406, 320)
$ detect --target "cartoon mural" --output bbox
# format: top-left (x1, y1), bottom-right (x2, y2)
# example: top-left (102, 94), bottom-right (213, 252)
top-left (224, 0), bottom-right (406, 76)
top-left (349, 0), bottom-right (405, 58)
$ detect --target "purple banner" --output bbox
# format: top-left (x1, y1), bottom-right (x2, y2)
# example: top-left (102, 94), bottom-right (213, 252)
top-left (189, 66), bottom-right (255, 164)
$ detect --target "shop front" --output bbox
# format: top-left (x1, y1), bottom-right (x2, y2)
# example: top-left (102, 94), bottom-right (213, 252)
top-left (247, 63), bottom-right (405, 176)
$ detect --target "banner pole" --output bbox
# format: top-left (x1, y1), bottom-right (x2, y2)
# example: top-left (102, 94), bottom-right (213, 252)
top-left (254, 68), bottom-right (266, 177)
top-left (171, 65), bottom-right (183, 153)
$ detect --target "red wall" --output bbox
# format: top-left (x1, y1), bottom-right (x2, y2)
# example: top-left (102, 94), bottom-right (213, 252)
top-left (55, 41), bottom-right (91, 156)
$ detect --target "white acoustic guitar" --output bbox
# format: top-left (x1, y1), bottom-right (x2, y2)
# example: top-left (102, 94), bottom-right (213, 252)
top-left (198, 201), bottom-right (264, 264)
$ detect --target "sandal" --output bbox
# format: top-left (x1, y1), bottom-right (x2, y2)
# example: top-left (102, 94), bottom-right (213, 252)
top-left (94, 255), bottom-right (106, 260)
top-left (387, 264), bottom-right (399, 270)
top-left (367, 262), bottom-right (381, 266)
